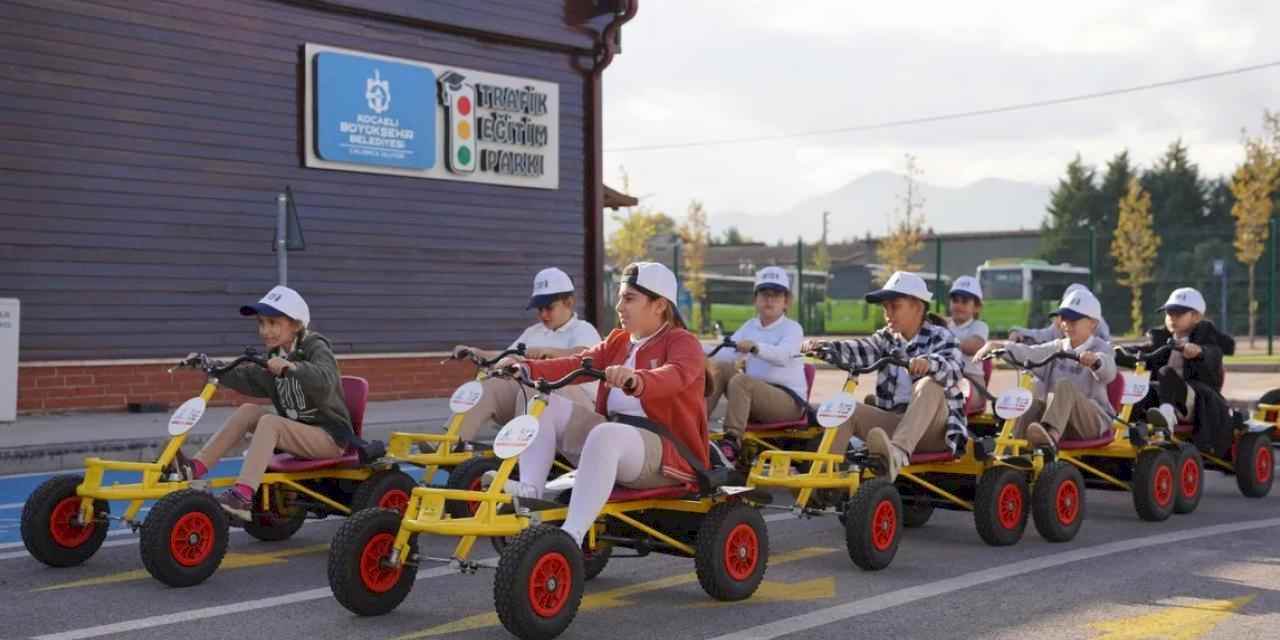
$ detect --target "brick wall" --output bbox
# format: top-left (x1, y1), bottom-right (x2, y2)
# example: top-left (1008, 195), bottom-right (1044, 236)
top-left (17, 356), bottom-right (475, 414)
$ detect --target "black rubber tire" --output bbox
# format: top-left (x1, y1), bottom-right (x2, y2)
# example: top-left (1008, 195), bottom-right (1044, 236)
top-left (1259, 389), bottom-right (1280, 406)
top-left (243, 489), bottom-right (306, 542)
top-left (1234, 431), bottom-right (1274, 498)
top-left (351, 469), bottom-right (418, 514)
top-left (139, 490), bottom-right (229, 587)
top-left (1173, 443), bottom-right (1204, 514)
top-left (1133, 448), bottom-right (1177, 521)
top-left (901, 496), bottom-right (935, 528)
top-left (1031, 462), bottom-right (1086, 542)
top-left (844, 479), bottom-right (903, 570)
top-left (20, 475), bottom-right (110, 567)
top-left (974, 467), bottom-right (1029, 546)
top-left (328, 507), bottom-right (419, 616)
top-left (446, 456), bottom-right (504, 519)
top-left (495, 525), bottom-right (584, 640)
top-left (695, 502), bottom-right (770, 600)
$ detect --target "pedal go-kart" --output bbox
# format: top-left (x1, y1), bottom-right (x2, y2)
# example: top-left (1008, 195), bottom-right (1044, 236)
top-left (705, 336), bottom-right (819, 469)
top-left (384, 343), bottom-right (573, 517)
top-left (20, 350), bottom-right (416, 587)
top-left (999, 347), bottom-right (1187, 522)
top-left (328, 360), bottom-right (770, 640)
top-left (1118, 343), bottom-right (1277, 500)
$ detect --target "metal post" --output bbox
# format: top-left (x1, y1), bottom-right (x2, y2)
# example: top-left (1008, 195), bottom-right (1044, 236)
top-left (1088, 227), bottom-right (1096, 292)
top-left (1269, 218), bottom-right (1276, 356)
top-left (276, 193), bottom-right (288, 286)
top-left (796, 237), bottom-right (805, 332)
top-left (934, 235), bottom-right (944, 312)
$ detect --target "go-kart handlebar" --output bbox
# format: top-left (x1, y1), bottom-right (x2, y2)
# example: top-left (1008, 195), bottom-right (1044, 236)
top-left (805, 344), bottom-right (911, 375)
top-left (505, 357), bottom-right (637, 394)
top-left (1114, 342), bottom-right (1179, 363)
top-left (707, 337), bottom-right (759, 358)
top-left (985, 348), bottom-right (1101, 371)
top-left (172, 349), bottom-right (270, 376)
top-left (445, 343), bottom-right (528, 367)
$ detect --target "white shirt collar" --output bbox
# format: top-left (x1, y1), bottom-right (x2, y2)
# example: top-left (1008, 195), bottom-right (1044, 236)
top-left (540, 313), bottom-right (579, 335)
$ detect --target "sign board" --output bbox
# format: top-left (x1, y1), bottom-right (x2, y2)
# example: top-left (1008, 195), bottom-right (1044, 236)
top-left (304, 43), bottom-right (559, 189)
top-left (0, 299), bottom-right (16, 422)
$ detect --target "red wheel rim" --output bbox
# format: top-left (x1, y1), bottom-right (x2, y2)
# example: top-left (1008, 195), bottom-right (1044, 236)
top-left (870, 500), bottom-right (898, 552)
top-left (378, 489), bottom-right (410, 514)
top-left (359, 532), bottom-right (402, 593)
top-left (723, 523), bottom-right (760, 580)
top-left (1153, 465), bottom-right (1174, 508)
top-left (466, 477), bottom-right (484, 516)
top-left (169, 512), bottom-right (215, 567)
top-left (528, 552), bottom-right (572, 618)
top-left (1180, 456), bottom-right (1200, 499)
top-left (1257, 446), bottom-right (1273, 483)
top-left (1055, 479), bottom-right (1080, 526)
top-left (997, 483), bottom-right (1023, 530)
top-left (49, 497), bottom-right (95, 548)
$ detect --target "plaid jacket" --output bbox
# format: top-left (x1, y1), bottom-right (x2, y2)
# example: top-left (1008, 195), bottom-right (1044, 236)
top-left (829, 322), bottom-right (969, 455)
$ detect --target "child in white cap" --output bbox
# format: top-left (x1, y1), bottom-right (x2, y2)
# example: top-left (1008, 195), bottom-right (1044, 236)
top-left (705, 266), bottom-right (807, 461)
top-left (1117, 287), bottom-right (1236, 456)
top-left (947, 276), bottom-right (990, 381)
top-left (803, 272), bottom-right (969, 481)
top-left (168, 285), bottom-right (355, 521)
top-left (452, 267), bottom-right (602, 443)
top-left (983, 288), bottom-right (1117, 450)
top-left (1010, 283), bottom-right (1112, 344)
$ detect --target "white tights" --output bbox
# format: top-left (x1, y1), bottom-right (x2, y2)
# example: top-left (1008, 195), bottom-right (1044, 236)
top-left (514, 397), bottom-right (647, 546)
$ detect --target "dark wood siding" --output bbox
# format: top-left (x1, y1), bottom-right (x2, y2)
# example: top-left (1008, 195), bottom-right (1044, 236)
top-left (0, 0), bottom-right (595, 360)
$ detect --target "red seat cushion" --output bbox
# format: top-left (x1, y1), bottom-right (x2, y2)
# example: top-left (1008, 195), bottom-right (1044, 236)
top-left (267, 448), bottom-right (362, 472)
top-left (909, 451), bottom-right (955, 464)
top-left (1058, 431), bottom-right (1115, 451)
top-left (607, 483), bottom-right (695, 502)
top-left (745, 364), bottom-right (816, 432)
top-left (1106, 375), bottom-right (1125, 413)
top-left (341, 376), bottom-right (369, 437)
top-left (1174, 422), bottom-right (1194, 435)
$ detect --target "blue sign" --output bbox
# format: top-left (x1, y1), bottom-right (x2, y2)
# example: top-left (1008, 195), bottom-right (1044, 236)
top-left (314, 52), bottom-right (435, 169)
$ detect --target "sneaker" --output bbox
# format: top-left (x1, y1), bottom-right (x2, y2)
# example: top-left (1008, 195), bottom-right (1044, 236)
top-left (865, 428), bottom-right (907, 481)
top-left (166, 450), bottom-right (200, 482)
top-left (1024, 422), bottom-right (1056, 451)
top-left (1146, 403), bottom-right (1178, 430)
top-left (717, 434), bottom-right (742, 464)
top-left (216, 489), bottom-right (253, 521)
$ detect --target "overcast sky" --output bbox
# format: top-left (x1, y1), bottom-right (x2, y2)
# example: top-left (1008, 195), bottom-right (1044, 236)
top-left (601, 1), bottom-right (1280, 231)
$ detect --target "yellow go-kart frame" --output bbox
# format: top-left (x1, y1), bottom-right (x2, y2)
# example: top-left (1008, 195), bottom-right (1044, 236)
top-left (328, 360), bottom-right (771, 640)
top-left (19, 351), bottom-right (415, 588)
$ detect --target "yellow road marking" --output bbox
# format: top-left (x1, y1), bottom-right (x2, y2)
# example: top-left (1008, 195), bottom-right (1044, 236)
top-left (1087, 595), bottom-right (1255, 639)
top-left (34, 544), bottom-right (329, 592)
top-left (687, 576), bottom-right (836, 607)
top-left (394, 546), bottom-right (837, 639)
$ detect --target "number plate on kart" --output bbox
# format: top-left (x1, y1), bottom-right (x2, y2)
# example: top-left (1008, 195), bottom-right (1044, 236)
top-left (1120, 372), bottom-right (1150, 406)
top-left (816, 392), bottom-right (857, 428)
top-left (994, 388), bottom-right (1034, 420)
top-left (168, 397), bottom-right (207, 436)
top-left (449, 381), bottom-right (485, 414)
top-left (493, 415), bottom-right (541, 459)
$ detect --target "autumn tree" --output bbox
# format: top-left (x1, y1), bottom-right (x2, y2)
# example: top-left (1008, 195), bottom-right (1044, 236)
top-left (1111, 177), bottom-right (1161, 334)
top-left (1229, 115), bottom-right (1280, 347)
top-left (876, 154), bottom-right (927, 283)
top-left (678, 199), bottom-right (711, 331)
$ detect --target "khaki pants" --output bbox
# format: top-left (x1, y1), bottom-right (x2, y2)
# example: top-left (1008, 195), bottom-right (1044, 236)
top-left (195, 403), bottom-right (344, 489)
top-left (827, 378), bottom-right (951, 456)
top-left (723, 373), bottom-right (806, 439)
top-left (541, 396), bottom-right (674, 489)
top-left (455, 376), bottom-right (594, 442)
top-left (705, 360), bottom-right (738, 418)
top-left (1015, 380), bottom-right (1111, 443)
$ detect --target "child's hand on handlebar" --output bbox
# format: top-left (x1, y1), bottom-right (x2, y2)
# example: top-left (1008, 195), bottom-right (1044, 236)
top-left (495, 356), bottom-right (524, 376)
top-left (1182, 343), bottom-right (1202, 359)
top-left (735, 339), bottom-right (757, 354)
top-left (800, 339), bottom-right (829, 353)
top-left (908, 357), bottom-right (930, 376)
top-left (452, 345), bottom-right (474, 360)
top-left (267, 356), bottom-right (295, 377)
top-left (604, 365), bottom-right (641, 394)
top-left (1079, 352), bottom-right (1101, 370)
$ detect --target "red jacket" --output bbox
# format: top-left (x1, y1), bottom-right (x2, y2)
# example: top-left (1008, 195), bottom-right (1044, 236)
top-left (525, 324), bottom-right (709, 484)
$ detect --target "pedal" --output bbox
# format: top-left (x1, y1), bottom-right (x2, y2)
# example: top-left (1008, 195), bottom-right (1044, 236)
top-left (1128, 424), bottom-right (1148, 447)
top-left (974, 437), bottom-right (996, 461)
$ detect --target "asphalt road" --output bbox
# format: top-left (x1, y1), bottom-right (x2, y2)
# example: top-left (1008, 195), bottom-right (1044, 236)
top-left (2, 468), bottom-right (1278, 640)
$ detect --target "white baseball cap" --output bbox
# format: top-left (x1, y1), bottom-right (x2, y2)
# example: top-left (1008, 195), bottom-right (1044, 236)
top-left (754, 266), bottom-right (790, 293)
top-left (1050, 283), bottom-right (1095, 318)
top-left (866, 271), bottom-right (933, 304)
top-left (241, 285), bottom-right (311, 328)
top-left (1158, 287), bottom-right (1206, 315)
top-left (623, 262), bottom-right (683, 322)
top-left (1057, 287), bottom-right (1102, 322)
top-left (527, 267), bottom-right (575, 309)
top-left (949, 275), bottom-right (983, 301)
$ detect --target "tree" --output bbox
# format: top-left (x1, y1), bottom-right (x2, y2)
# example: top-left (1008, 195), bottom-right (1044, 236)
top-left (1111, 177), bottom-right (1162, 335)
top-left (1040, 154), bottom-right (1099, 269)
top-left (1142, 140), bottom-right (1210, 229)
top-left (875, 154), bottom-right (927, 283)
top-left (1229, 119), bottom-right (1280, 347)
top-left (607, 210), bottom-right (659, 269)
top-left (809, 211), bottom-right (832, 273)
top-left (678, 199), bottom-right (711, 331)
top-left (716, 226), bottom-right (751, 245)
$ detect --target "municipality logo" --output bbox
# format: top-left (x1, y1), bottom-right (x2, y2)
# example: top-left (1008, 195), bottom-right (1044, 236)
top-left (365, 69), bottom-right (390, 114)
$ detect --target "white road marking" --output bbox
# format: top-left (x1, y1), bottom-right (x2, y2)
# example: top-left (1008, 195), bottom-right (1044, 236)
top-left (707, 516), bottom-right (1280, 640)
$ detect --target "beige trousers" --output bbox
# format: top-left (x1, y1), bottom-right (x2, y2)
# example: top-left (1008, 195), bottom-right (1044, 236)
top-left (195, 403), bottom-right (344, 488)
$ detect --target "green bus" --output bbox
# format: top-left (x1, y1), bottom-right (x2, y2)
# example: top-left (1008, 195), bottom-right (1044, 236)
top-left (976, 259), bottom-right (1090, 335)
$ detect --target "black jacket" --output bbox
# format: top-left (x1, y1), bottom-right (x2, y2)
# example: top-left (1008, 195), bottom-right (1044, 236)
top-left (1115, 320), bottom-right (1234, 391)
